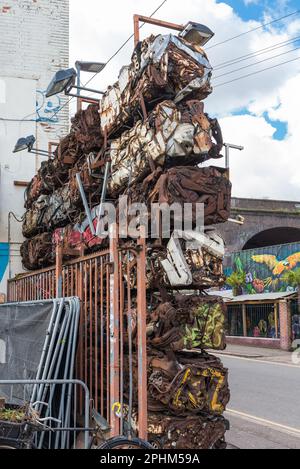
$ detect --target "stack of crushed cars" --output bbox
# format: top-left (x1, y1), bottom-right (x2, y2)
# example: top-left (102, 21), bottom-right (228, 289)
top-left (21, 32), bottom-right (231, 448)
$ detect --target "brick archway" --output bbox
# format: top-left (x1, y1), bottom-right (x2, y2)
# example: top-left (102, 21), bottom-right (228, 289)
top-left (243, 227), bottom-right (300, 250)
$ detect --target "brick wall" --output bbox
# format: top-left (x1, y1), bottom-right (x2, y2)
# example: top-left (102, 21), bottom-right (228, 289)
top-left (226, 336), bottom-right (281, 349)
top-left (0, 0), bottom-right (70, 138)
top-left (279, 300), bottom-right (292, 351)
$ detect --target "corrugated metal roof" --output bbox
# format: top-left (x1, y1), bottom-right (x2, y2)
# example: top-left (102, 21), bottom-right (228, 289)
top-left (206, 289), bottom-right (296, 302)
top-left (206, 290), bottom-right (234, 301)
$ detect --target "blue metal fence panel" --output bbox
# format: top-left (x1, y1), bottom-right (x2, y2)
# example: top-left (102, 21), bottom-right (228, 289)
top-left (0, 243), bottom-right (9, 284)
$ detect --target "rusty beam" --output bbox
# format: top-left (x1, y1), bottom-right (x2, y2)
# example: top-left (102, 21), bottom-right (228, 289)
top-left (133, 14), bottom-right (184, 46)
top-left (14, 181), bottom-right (29, 187)
top-left (55, 242), bottom-right (63, 298)
top-left (136, 227), bottom-right (148, 440)
top-left (109, 224), bottom-right (120, 436)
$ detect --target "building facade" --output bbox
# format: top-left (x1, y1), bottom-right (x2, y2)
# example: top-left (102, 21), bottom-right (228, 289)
top-left (0, 0), bottom-right (69, 296)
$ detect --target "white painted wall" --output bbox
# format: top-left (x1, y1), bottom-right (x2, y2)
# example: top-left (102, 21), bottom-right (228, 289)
top-left (0, 0), bottom-right (69, 295)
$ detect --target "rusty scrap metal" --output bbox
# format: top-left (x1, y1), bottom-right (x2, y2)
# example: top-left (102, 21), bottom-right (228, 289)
top-left (24, 104), bottom-right (102, 209)
top-left (100, 34), bottom-right (213, 136)
top-left (138, 165), bottom-right (232, 225)
top-left (148, 295), bottom-right (226, 351)
top-left (124, 350), bottom-right (229, 416)
top-left (22, 183), bottom-right (82, 239)
top-left (146, 229), bottom-right (225, 289)
top-left (108, 100), bottom-right (223, 196)
top-left (20, 233), bottom-right (54, 270)
top-left (146, 412), bottom-right (228, 449)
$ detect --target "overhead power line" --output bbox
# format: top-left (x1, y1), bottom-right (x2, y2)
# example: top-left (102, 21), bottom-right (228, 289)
top-left (214, 35), bottom-right (300, 70)
top-left (207, 9), bottom-right (300, 50)
top-left (85, 0), bottom-right (168, 89)
top-left (213, 44), bottom-right (300, 80)
top-left (214, 54), bottom-right (300, 88)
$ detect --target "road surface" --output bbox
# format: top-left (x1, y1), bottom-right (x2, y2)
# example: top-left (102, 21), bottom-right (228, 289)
top-left (220, 355), bottom-right (300, 449)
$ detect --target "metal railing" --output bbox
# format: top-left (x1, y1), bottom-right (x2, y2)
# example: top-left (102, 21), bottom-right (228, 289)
top-left (0, 379), bottom-right (90, 449)
top-left (290, 299), bottom-right (300, 342)
top-left (226, 304), bottom-right (243, 337)
top-left (7, 236), bottom-right (148, 440)
top-left (227, 302), bottom-right (280, 339)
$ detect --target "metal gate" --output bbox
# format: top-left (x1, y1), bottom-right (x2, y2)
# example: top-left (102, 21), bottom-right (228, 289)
top-left (7, 234), bottom-right (148, 439)
top-left (290, 300), bottom-right (300, 345)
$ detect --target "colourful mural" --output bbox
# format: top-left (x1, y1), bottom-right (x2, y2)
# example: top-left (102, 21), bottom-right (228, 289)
top-left (224, 241), bottom-right (300, 294)
top-left (36, 89), bottom-right (62, 123)
top-left (0, 243), bottom-right (9, 285)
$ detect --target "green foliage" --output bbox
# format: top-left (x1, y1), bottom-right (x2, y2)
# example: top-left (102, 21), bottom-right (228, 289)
top-left (235, 257), bottom-right (244, 274)
top-left (281, 268), bottom-right (300, 287)
top-left (226, 271), bottom-right (246, 288)
top-left (245, 283), bottom-right (256, 294)
top-left (0, 408), bottom-right (26, 422)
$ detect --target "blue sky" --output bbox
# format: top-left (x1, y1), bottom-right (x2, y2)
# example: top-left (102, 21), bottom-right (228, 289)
top-left (214, 0), bottom-right (300, 141)
top-left (217, 0), bottom-right (300, 22)
top-left (231, 107), bottom-right (288, 140)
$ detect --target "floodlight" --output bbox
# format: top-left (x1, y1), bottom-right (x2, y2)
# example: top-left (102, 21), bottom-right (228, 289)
top-left (46, 65), bottom-right (104, 101)
top-left (13, 135), bottom-right (51, 157)
top-left (46, 68), bottom-right (77, 98)
top-left (180, 22), bottom-right (215, 46)
top-left (13, 137), bottom-right (31, 153)
top-left (75, 61), bottom-right (106, 74)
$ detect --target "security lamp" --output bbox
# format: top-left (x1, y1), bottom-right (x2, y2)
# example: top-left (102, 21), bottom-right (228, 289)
top-left (180, 22), bottom-right (215, 46)
top-left (75, 61), bottom-right (106, 74)
top-left (13, 137), bottom-right (31, 153)
top-left (25, 135), bottom-right (36, 151)
top-left (46, 65), bottom-right (105, 101)
top-left (13, 135), bottom-right (51, 157)
top-left (46, 68), bottom-right (77, 98)
top-left (13, 135), bottom-right (36, 153)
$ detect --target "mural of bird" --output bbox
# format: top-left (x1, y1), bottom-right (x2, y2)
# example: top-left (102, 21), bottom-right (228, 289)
top-left (252, 252), bottom-right (300, 276)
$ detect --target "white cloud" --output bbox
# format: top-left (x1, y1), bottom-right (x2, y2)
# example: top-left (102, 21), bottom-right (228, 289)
top-left (243, 0), bottom-right (260, 5)
top-left (70, 0), bottom-right (300, 200)
top-left (220, 72), bottom-right (300, 200)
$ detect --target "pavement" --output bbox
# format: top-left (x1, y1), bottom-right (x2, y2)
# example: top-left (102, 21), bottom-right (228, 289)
top-left (212, 343), bottom-right (299, 366)
top-left (217, 350), bottom-right (300, 449)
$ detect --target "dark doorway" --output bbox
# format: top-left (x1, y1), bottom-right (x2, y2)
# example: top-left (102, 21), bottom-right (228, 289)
top-left (243, 227), bottom-right (300, 250)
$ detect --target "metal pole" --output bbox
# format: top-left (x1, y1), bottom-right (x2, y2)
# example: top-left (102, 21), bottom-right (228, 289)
top-left (34, 300), bottom-right (65, 405)
top-left (55, 242), bottom-right (63, 298)
top-left (76, 173), bottom-right (95, 236)
top-left (96, 161), bottom-right (110, 236)
top-left (136, 227), bottom-right (148, 440)
top-left (109, 224), bottom-right (120, 437)
top-left (30, 300), bottom-right (60, 405)
top-left (223, 143), bottom-right (244, 170)
top-left (61, 298), bottom-right (81, 449)
top-left (225, 144), bottom-right (229, 169)
top-left (76, 63), bottom-right (81, 112)
top-left (242, 304), bottom-right (247, 337)
top-left (38, 309), bottom-right (73, 449)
